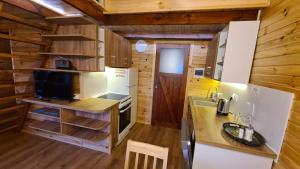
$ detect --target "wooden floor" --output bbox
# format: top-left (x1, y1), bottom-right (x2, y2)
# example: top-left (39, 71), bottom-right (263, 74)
top-left (0, 123), bottom-right (184, 169)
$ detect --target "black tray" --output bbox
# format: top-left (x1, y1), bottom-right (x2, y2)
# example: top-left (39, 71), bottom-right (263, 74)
top-left (223, 122), bottom-right (265, 147)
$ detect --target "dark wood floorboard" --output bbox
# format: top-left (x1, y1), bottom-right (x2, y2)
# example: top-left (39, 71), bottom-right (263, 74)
top-left (0, 123), bottom-right (184, 169)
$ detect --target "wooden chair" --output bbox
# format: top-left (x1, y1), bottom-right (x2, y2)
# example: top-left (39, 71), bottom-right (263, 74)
top-left (124, 140), bottom-right (169, 169)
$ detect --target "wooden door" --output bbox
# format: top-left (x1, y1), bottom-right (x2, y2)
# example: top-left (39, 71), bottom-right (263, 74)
top-left (152, 44), bottom-right (190, 129)
top-left (205, 34), bottom-right (219, 78)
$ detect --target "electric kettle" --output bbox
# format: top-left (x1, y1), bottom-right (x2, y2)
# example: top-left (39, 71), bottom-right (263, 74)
top-left (217, 98), bottom-right (230, 116)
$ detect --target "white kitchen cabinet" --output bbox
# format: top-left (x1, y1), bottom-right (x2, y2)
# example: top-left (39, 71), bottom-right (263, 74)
top-left (205, 21), bottom-right (260, 84)
top-left (192, 143), bottom-right (273, 169)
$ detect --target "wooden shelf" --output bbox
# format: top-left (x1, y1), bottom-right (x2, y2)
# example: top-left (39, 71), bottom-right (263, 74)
top-left (63, 116), bottom-right (110, 130)
top-left (39, 52), bottom-right (96, 58)
top-left (45, 16), bottom-right (93, 25)
top-left (0, 53), bottom-right (40, 59)
top-left (27, 119), bottom-right (60, 134)
top-left (66, 128), bottom-right (109, 142)
top-left (33, 68), bottom-right (97, 73)
top-left (42, 34), bottom-right (96, 41)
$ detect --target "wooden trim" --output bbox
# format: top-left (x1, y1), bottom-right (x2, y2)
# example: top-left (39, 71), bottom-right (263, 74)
top-left (122, 33), bottom-right (214, 40)
top-left (0, 12), bottom-right (52, 31)
top-left (104, 10), bottom-right (258, 25)
top-left (0, 33), bottom-right (46, 46)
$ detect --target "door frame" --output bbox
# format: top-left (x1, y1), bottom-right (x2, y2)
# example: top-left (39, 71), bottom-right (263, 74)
top-left (151, 43), bottom-right (190, 128)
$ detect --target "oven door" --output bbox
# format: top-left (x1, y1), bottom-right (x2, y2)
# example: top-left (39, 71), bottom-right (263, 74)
top-left (119, 103), bottom-right (131, 134)
top-left (181, 118), bottom-right (195, 169)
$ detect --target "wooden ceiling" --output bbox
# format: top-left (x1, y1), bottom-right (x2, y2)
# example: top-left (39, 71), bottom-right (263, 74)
top-left (2, 0), bottom-right (261, 40)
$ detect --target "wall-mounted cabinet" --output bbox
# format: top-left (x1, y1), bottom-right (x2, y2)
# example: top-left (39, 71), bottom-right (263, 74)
top-left (105, 30), bottom-right (132, 68)
top-left (205, 21), bottom-right (260, 84)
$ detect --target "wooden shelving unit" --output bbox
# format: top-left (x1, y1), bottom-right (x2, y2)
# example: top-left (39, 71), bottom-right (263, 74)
top-left (42, 34), bottom-right (96, 41)
top-left (63, 116), bottom-right (110, 130)
top-left (45, 16), bottom-right (93, 25)
top-left (22, 98), bottom-right (117, 154)
top-left (39, 52), bottom-right (96, 58)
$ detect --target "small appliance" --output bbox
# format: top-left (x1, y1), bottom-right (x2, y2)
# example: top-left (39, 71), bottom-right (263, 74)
top-left (217, 98), bottom-right (230, 115)
top-left (55, 59), bottom-right (72, 69)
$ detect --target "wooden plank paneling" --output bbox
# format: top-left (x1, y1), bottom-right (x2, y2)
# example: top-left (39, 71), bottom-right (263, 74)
top-left (250, 0), bottom-right (300, 168)
top-left (104, 0), bottom-right (269, 14)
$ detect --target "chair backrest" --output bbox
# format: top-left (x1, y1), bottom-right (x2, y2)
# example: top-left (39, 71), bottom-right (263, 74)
top-left (124, 140), bottom-right (169, 169)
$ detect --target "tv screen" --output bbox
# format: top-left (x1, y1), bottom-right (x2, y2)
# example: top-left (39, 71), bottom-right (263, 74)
top-left (33, 71), bottom-right (74, 100)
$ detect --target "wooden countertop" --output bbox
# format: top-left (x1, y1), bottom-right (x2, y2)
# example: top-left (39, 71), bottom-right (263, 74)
top-left (189, 96), bottom-right (277, 159)
top-left (23, 97), bottom-right (119, 114)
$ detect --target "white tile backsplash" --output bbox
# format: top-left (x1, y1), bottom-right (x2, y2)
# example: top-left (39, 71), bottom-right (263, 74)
top-left (219, 82), bottom-right (294, 161)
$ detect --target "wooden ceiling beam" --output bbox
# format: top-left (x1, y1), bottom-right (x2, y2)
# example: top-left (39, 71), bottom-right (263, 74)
top-left (62, 0), bottom-right (105, 24)
top-left (122, 33), bottom-right (215, 40)
top-left (104, 10), bottom-right (258, 25)
top-left (1, 0), bottom-right (60, 17)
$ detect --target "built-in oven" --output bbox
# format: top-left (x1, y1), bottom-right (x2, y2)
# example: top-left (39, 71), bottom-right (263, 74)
top-left (119, 102), bottom-right (131, 134)
top-left (181, 106), bottom-right (195, 169)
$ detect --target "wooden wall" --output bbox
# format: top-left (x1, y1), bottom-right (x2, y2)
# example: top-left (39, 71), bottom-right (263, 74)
top-left (131, 40), bottom-right (219, 124)
top-left (250, 0), bottom-right (300, 168)
top-left (0, 4), bottom-right (50, 132)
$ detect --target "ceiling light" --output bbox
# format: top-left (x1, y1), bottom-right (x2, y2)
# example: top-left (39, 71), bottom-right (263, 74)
top-left (30, 0), bottom-right (67, 15)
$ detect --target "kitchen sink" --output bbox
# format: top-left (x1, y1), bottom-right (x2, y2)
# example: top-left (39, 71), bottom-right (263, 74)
top-left (192, 97), bottom-right (217, 107)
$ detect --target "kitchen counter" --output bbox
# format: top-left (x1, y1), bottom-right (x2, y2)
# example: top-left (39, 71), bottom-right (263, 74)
top-left (23, 97), bottom-right (119, 114)
top-left (189, 96), bottom-right (277, 159)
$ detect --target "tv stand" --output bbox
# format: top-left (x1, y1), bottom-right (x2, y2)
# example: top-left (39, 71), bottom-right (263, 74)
top-left (22, 97), bottom-right (119, 154)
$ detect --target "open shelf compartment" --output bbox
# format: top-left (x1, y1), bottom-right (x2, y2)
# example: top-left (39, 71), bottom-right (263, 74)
top-left (27, 119), bottom-right (60, 134)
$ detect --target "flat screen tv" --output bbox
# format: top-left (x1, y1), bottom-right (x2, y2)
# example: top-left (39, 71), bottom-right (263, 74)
top-left (33, 71), bottom-right (74, 101)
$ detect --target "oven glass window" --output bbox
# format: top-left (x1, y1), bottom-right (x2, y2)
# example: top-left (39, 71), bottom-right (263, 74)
top-left (119, 103), bottom-right (131, 133)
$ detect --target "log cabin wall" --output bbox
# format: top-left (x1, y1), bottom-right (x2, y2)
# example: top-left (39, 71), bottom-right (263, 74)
top-left (0, 3), bottom-right (52, 133)
top-left (250, 0), bottom-right (300, 168)
top-left (131, 40), bottom-right (220, 124)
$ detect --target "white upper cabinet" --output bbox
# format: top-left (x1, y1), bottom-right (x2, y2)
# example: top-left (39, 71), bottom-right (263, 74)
top-left (205, 21), bottom-right (260, 84)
